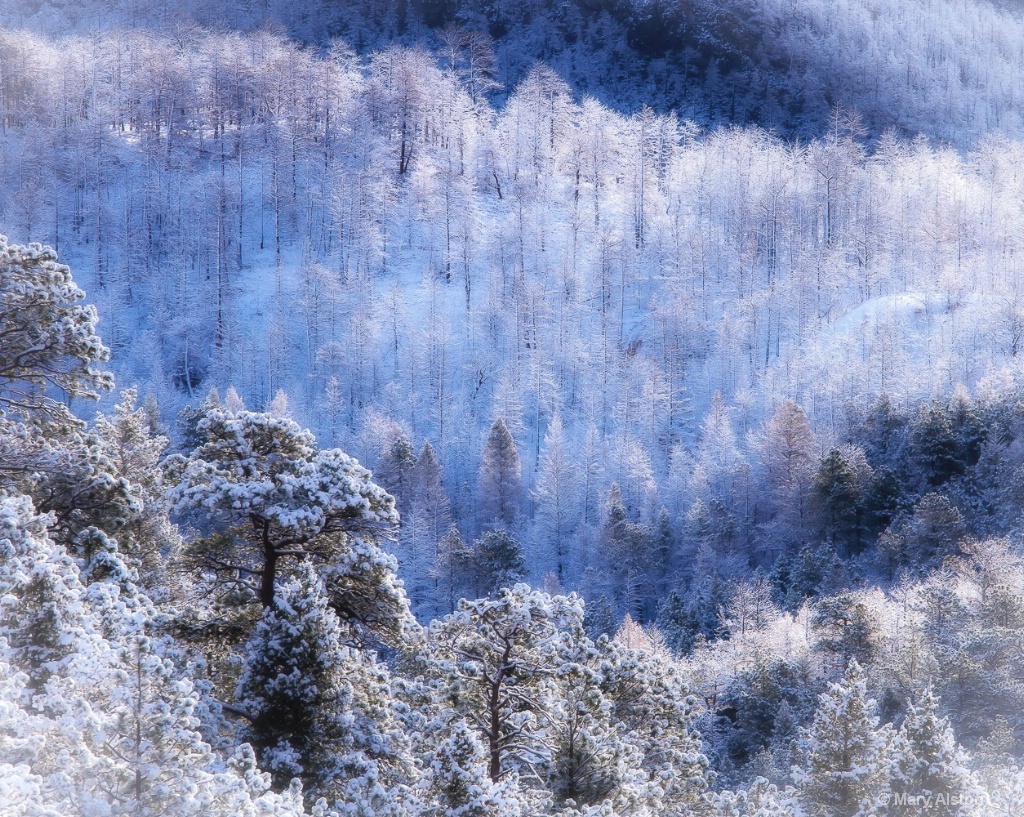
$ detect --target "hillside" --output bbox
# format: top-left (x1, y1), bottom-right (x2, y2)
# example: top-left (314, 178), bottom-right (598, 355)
top-left (4, 0), bottom-right (1024, 145)
top-left (4, 1), bottom-right (1024, 813)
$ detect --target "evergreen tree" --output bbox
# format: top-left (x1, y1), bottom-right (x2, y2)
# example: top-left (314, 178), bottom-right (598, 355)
top-left (911, 405), bottom-right (962, 490)
top-left (596, 484), bottom-right (654, 621)
top-left (903, 493), bottom-right (966, 566)
top-left (599, 635), bottom-right (711, 813)
top-left (0, 236), bottom-right (113, 426)
top-left (424, 585), bottom-right (581, 782)
top-left (811, 447), bottom-right (872, 557)
top-left (418, 719), bottom-right (524, 817)
top-left (375, 433), bottom-right (418, 514)
top-left (891, 686), bottom-right (976, 817)
top-left (166, 405), bottom-right (409, 644)
top-left (811, 593), bottom-right (879, 668)
top-left (235, 562), bottom-right (410, 804)
top-left (93, 388), bottom-right (179, 589)
top-left (545, 636), bottom-right (645, 811)
top-left (795, 661), bottom-right (893, 817)
top-left (0, 493), bottom-right (86, 691)
top-left (471, 529), bottom-right (526, 596)
top-left (478, 418), bottom-right (524, 532)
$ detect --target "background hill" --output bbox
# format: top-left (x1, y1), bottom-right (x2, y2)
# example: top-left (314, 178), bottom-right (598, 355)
top-left (4, 0), bottom-right (1024, 146)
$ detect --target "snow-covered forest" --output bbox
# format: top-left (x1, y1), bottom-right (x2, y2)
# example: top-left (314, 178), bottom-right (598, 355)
top-left (4, 0), bottom-right (1024, 813)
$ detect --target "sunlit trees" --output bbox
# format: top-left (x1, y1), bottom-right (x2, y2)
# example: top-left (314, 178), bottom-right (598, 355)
top-left (424, 585), bottom-right (581, 782)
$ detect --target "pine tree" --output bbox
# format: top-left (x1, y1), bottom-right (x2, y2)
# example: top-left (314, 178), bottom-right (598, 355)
top-left (0, 493), bottom-right (86, 691)
top-left (471, 529), bottom-right (526, 596)
top-left (795, 660), bottom-right (893, 817)
top-left (235, 562), bottom-right (410, 804)
top-left (545, 636), bottom-right (644, 811)
top-left (424, 585), bottom-right (581, 782)
top-left (599, 635), bottom-right (710, 813)
top-left (93, 388), bottom-right (179, 589)
top-left (418, 719), bottom-right (524, 817)
top-left (166, 405), bottom-right (409, 643)
top-left (0, 494), bottom-right (309, 817)
top-left (811, 593), bottom-right (879, 668)
top-left (0, 236), bottom-right (113, 426)
top-left (811, 447), bottom-right (872, 557)
top-left (891, 686), bottom-right (977, 817)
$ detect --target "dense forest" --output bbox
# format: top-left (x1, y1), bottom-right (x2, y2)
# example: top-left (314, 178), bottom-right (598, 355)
top-left (4, 0), bottom-right (1024, 814)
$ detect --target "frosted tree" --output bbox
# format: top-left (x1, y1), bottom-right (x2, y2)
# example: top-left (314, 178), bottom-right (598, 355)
top-left (533, 413), bottom-right (580, 584)
top-left (401, 442), bottom-right (452, 614)
top-left (544, 635), bottom-right (646, 812)
top-left (599, 637), bottom-right (710, 814)
top-left (431, 524), bottom-right (473, 616)
top-left (761, 400), bottom-right (818, 550)
top-left (0, 492), bottom-right (310, 817)
top-left (410, 443), bottom-right (451, 546)
top-left (417, 718), bottom-right (524, 817)
top-left (0, 236), bottom-right (113, 426)
top-left (890, 686), bottom-right (978, 817)
top-left (235, 562), bottom-right (411, 805)
top-left (478, 417), bottom-right (525, 532)
top-left (92, 387), bottom-right (179, 589)
top-left (166, 405), bottom-right (409, 644)
top-left (375, 433), bottom-right (418, 514)
top-left (595, 484), bottom-right (654, 621)
top-left (721, 576), bottom-right (780, 639)
top-left (794, 660), bottom-right (893, 817)
top-left (470, 529), bottom-right (527, 597)
top-left (696, 392), bottom-right (742, 508)
top-left (0, 493), bottom-right (86, 691)
top-left (424, 585), bottom-right (582, 783)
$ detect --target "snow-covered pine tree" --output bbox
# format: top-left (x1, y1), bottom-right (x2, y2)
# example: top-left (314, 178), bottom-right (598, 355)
top-left (417, 718), bottom-right (525, 817)
top-left (599, 634), bottom-right (710, 814)
top-left (470, 528), bottom-right (526, 596)
top-left (890, 685), bottom-right (978, 817)
top-left (0, 236), bottom-right (113, 426)
top-left (0, 493), bottom-right (86, 691)
top-left (545, 632), bottom-right (646, 812)
top-left (166, 404), bottom-right (409, 643)
top-left (794, 660), bottom-right (893, 817)
top-left (424, 584), bottom-right (581, 783)
top-left (0, 491), bottom-right (309, 817)
top-left (92, 387), bottom-right (179, 590)
top-left (235, 561), bottom-right (412, 807)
